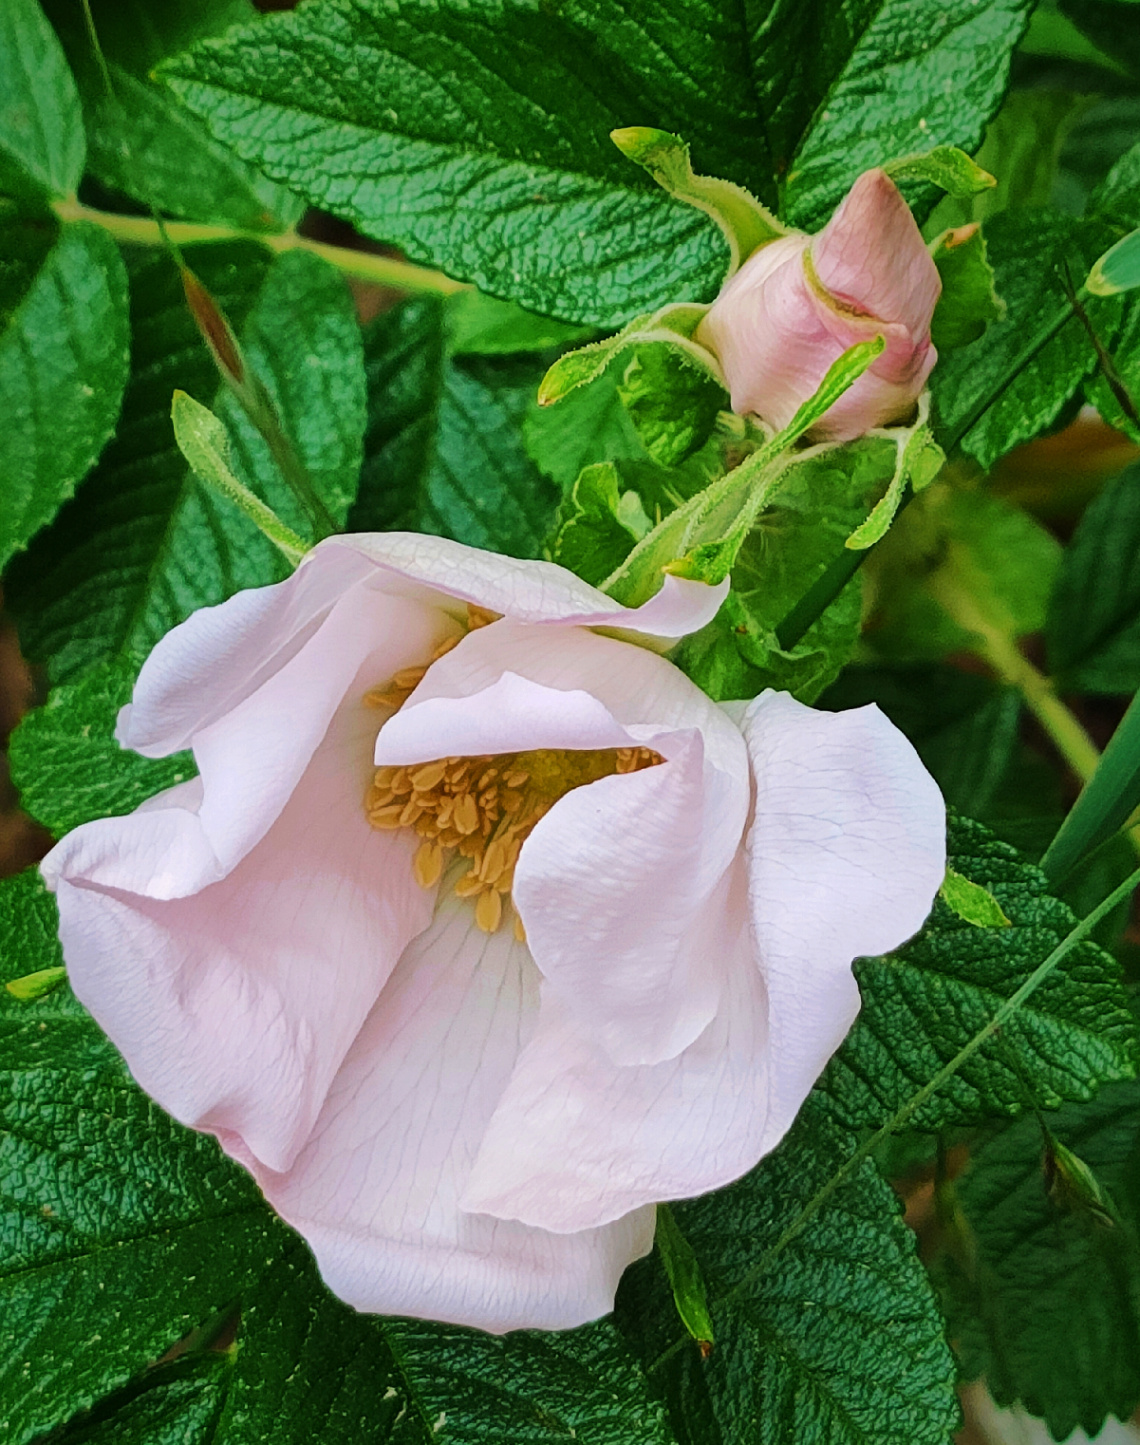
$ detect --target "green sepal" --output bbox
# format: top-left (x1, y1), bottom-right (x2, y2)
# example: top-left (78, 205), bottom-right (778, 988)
top-left (621, 336), bottom-right (884, 599)
top-left (1087, 226), bottom-right (1140, 296)
top-left (171, 390), bottom-right (310, 566)
top-left (654, 1203), bottom-right (714, 1354)
top-left (845, 394), bottom-right (944, 550)
top-left (884, 145), bottom-right (997, 198)
top-left (538, 302), bottom-right (720, 406)
top-left (929, 223), bottom-right (1006, 350)
top-left (939, 867), bottom-right (1012, 927)
top-left (1043, 1130), bottom-right (1120, 1228)
top-left (611, 126), bottom-right (788, 273)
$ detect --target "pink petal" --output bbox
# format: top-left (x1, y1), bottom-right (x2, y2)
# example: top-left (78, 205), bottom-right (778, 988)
top-left (374, 619), bottom-right (750, 1063)
top-left (247, 890), bottom-right (656, 1332)
top-left (464, 858), bottom-right (771, 1230)
top-left (812, 169), bottom-right (942, 339)
top-left (329, 533), bottom-right (728, 640)
top-left (44, 659), bottom-right (433, 1174)
top-left (740, 690), bottom-right (946, 1149)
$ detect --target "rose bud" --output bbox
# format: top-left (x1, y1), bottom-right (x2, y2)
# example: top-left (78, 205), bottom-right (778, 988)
top-left (696, 169), bottom-right (941, 441)
top-left (42, 535), bottom-right (944, 1333)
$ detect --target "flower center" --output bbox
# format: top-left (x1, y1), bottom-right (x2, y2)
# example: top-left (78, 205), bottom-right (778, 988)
top-left (362, 608), bottom-right (662, 936)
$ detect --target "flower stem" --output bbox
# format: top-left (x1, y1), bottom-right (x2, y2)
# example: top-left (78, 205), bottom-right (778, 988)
top-left (52, 198), bottom-right (467, 297)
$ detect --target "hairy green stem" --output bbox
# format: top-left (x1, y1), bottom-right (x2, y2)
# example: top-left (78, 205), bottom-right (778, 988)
top-left (53, 198), bottom-right (466, 297)
top-left (649, 861), bottom-right (1140, 1374)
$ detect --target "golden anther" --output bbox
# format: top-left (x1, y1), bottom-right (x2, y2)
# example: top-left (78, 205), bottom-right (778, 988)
top-left (467, 604), bottom-right (499, 630)
top-left (513, 913), bottom-right (527, 944)
top-left (453, 793), bottom-right (479, 835)
top-left (411, 759), bottom-right (448, 792)
top-left (413, 841), bottom-right (443, 889)
top-left (475, 888), bottom-right (503, 933)
top-left (391, 665), bottom-right (427, 692)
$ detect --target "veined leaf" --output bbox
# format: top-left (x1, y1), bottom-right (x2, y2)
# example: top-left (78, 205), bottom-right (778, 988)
top-left (0, 218), bottom-right (129, 570)
top-left (160, 0), bottom-right (1033, 325)
top-left (0, 0), bottom-right (84, 200)
top-left (821, 814), bottom-right (1136, 1131)
top-left (617, 1114), bottom-right (958, 1445)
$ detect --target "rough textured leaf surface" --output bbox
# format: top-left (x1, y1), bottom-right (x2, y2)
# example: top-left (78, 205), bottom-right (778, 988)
top-left (160, 0), bottom-right (1031, 324)
top-left (943, 1078), bottom-right (1140, 1440)
top-left (822, 814), bottom-right (1136, 1130)
top-left (617, 1116), bottom-right (958, 1445)
top-left (0, 221), bottom-right (129, 570)
top-left (0, 0), bottom-right (85, 199)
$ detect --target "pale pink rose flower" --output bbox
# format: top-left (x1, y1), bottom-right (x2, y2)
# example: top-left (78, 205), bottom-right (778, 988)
top-left (41, 534), bottom-right (945, 1334)
top-left (697, 169), bottom-right (942, 441)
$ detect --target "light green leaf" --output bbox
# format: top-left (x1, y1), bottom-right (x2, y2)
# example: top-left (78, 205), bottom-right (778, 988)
top-left (348, 296), bottom-right (558, 557)
top-left (821, 814), bottom-right (1136, 1131)
top-left (0, 218), bottom-right (129, 570)
top-left (845, 400), bottom-right (945, 550)
top-left (1047, 460), bottom-right (1140, 694)
top-left (618, 1114), bottom-right (958, 1445)
top-left (42, 0), bottom-right (303, 231)
top-left (0, 0), bottom-right (84, 200)
top-left (610, 126), bottom-right (786, 271)
top-left (550, 462), bottom-right (651, 587)
top-left (941, 1078), bottom-right (1140, 1440)
top-left (932, 211), bottom-right (1121, 468)
top-left (5, 966), bottom-right (67, 1002)
top-left (654, 1205), bottom-right (714, 1352)
top-left (524, 369), bottom-right (648, 492)
top-left (616, 345), bottom-right (725, 467)
top-left (884, 145), bottom-right (996, 197)
top-left (170, 390), bottom-right (309, 565)
top-left (6, 241), bottom-right (364, 682)
top-left (939, 867), bottom-right (1011, 927)
top-left (1087, 227), bottom-right (1140, 295)
top-left (929, 223), bottom-right (1005, 351)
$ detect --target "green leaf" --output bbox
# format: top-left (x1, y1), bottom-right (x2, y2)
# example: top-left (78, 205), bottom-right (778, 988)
top-left (821, 813), bottom-right (1136, 1132)
top-left (5, 966), bottom-right (67, 1001)
top-left (9, 658), bottom-right (193, 838)
top-left (46, 1356), bottom-right (233, 1445)
top-left (1087, 226), bottom-right (1140, 295)
top-left (444, 290), bottom-right (593, 356)
top-left (550, 462), bottom-right (651, 587)
top-left (0, 218), bottom-right (129, 571)
top-left (933, 212), bottom-right (1120, 465)
top-left (160, 0), bottom-right (1032, 324)
top-left (929, 223), bottom-right (1005, 351)
top-left (884, 145), bottom-right (996, 198)
top-left (610, 126), bottom-right (786, 271)
top-left (0, 0), bottom-right (84, 200)
top-left (1047, 461), bottom-right (1140, 693)
top-left (617, 1115), bottom-right (958, 1445)
top-left (932, 211), bottom-right (1121, 468)
top-left (348, 295), bottom-right (558, 557)
top-left (0, 875), bottom-right (284, 1445)
top-left (524, 369), bottom-right (648, 492)
top-left (616, 345), bottom-right (725, 468)
top-left (941, 1077), bottom-right (1140, 1440)
top-left (939, 867), bottom-right (1011, 927)
top-left (654, 1205), bottom-right (714, 1352)
top-left (5, 241), bottom-right (364, 682)
top-left (42, 0), bottom-right (303, 231)
top-left (784, 0), bottom-right (1032, 228)
top-left (1059, 0), bottom-right (1140, 78)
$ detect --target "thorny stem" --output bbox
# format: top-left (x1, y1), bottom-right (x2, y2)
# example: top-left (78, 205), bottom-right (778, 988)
top-left (648, 862), bottom-right (1140, 1375)
top-left (52, 198), bottom-right (467, 297)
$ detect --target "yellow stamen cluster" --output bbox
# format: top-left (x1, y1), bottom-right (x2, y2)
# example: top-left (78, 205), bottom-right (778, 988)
top-left (363, 604), bottom-right (499, 713)
top-left (367, 743), bottom-right (661, 937)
